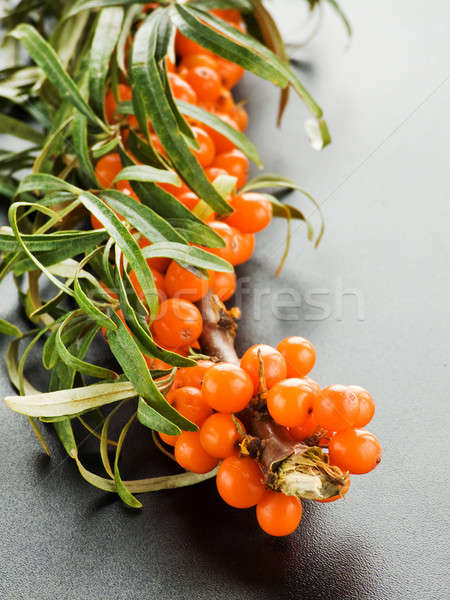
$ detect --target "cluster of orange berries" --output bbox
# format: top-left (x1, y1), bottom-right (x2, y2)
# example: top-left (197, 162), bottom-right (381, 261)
top-left (156, 336), bottom-right (381, 536)
top-left (93, 9), bottom-right (274, 360)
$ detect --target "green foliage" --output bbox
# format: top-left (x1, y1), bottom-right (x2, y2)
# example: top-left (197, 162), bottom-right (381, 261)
top-left (0, 0), bottom-right (335, 507)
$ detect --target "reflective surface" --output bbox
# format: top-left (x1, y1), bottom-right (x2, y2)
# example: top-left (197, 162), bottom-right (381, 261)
top-left (1, 1), bottom-right (449, 598)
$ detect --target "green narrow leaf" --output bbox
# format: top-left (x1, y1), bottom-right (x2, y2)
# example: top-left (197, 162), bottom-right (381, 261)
top-left (113, 165), bottom-right (181, 187)
top-left (100, 189), bottom-right (187, 245)
top-left (171, 4), bottom-right (287, 87)
top-left (53, 419), bottom-right (77, 457)
top-left (0, 318), bottom-right (21, 338)
top-left (72, 111), bottom-right (98, 187)
top-left (114, 413), bottom-right (143, 508)
top-left (106, 313), bottom-right (197, 434)
top-left (89, 6), bottom-right (124, 117)
top-left (141, 241), bottom-right (233, 272)
top-left (55, 313), bottom-right (119, 380)
top-left (0, 113), bottom-right (44, 144)
top-left (11, 24), bottom-right (107, 131)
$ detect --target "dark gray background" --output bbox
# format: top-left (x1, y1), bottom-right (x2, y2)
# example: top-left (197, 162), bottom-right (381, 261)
top-left (1, 1), bottom-right (449, 598)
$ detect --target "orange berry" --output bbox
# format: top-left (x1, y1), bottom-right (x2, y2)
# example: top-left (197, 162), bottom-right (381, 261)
top-left (313, 385), bottom-right (359, 432)
top-left (204, 112), bottom-right (238, 154)
top-left (164, 260), bottom-right (212, 302)
top-left (216, 456), bottom-right (265, 508)
top-left (215, 57), bottom-right (244, 89)
top-left (329, 428), bottom-right (382, 474)
top-left (226, 192), bottom-right (273, 233)
top-left (210, 9), bottom-right (242, 24)
top-left (215, 87), bottom-right (234, 114)
top-left (203, 221), bottom-right (240, 266)
top-left (212, 269), bottom-right (236, 301)
top-left (175, 431), bottom-right (218, 474)
top-left (173, 386), bottom-right (212, 427)
top-left (177, 191), bottom-right (200, 211)
top-left (179, 54), bottom-right (218, 71)
top-left (185, 65), bottom-right (222, 103)
top-left (200, 413), bottom-right (244, 458)
top-left (240, 344), bottom-right (287, 393)
top-left (267, 378), bottom-right (315, 427)
top-left (152, 298), bottom-right (202, 348)
top-left (277, 337), bottom-right (316, 378)
top-left (129, 268), bottom-right (166, 303)
top-left (104, 83), bottom-right (138, 127)
top-left (191, 125), bottom-right (216, 167)
top-left (116, 179), bottom-right (139, 201)
top-left (175, 360), bottom-right (215, 389)
top-left (256, 490), bottom-right (302, 536)
top-left (213, 149), bottom-right (249, 189)
top-left (205, 166), bottom-right (229, 182)
top-left (168, 72), bottom-right (197, 104)
top-left (159, 432), bottom-right (178, 447)
top-left (202, 362), bottom-right (253, 412)
top-left (348, 385), bottom-right (375, 428)
top-left (175, 30), bottom-right (213, 57)
top-left (230, 104), bottom-right (248, 131)
top-left (233, 230), bottom-right (255, 265)
top-left (95, 153), bottom-right (122, 188)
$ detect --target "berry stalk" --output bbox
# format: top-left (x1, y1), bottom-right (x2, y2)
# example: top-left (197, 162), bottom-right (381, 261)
top-left (197, 291), bottom-right (347, 500)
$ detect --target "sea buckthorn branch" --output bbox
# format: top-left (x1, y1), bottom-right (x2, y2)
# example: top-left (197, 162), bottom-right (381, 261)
top-left (197, 290), bottom-right (347, 500)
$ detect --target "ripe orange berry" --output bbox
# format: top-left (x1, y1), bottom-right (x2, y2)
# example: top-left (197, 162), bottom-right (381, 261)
top-left (177, 191), bottom-right (200, 211)
top-left (129, 267), bottom-right (166, 303)
top-left (289, 412), bottom-right (319, 441)
top-left (233, 230), bottom-right (255, 265)
top-left (95, 153), bottom-right (122, 187)
top-left (276, 336), bottom-right (316, 378)
top-left (212, 269), bottom-right (236, 301)
top-left (230, 104), bottom-right (248, 131)
top-left (348, 385), bottom-right (375, 427)
top-left (104, 83), bottom-right (138, 127)
top-left (168, 72), bottom-right (197, 104)
top-left (267, 378), bottom-right (315, 427)
top-left (200, 413), bottom-right (244, 458)
top-left (116, 179), bottom-right (139, 201)
top-left (313, 385), bottom-right (359, 432)
top-left (185, 65), bottom-right (222, 102)
top-left (191, 125), bottom-right (216, 167)
top-left (152, 298), bottom-right (203, 348)
top-left (159, 432), bottom-right (178, 447)
top-left (173, 386), bottom-right (212, 427)
top-left (210, 8), bottom-right (242, 24)
top-left (175, 30), bottom-right (213, 57)
top-left (174, 360), bottom-right (215, 389)
top-left (226, 192), bottom-right (273, 233)
top-left (256, 490), bottom-right (302, 536)
top-left (202, 362), bottom-right (253, 412)
top-left (215, 57), bottom-right (244, 89)
top-left (303, 376), bottom-right (321, 395)
top-left (179, 53), bottom-right (218, 71)
top-left (204, 221), bottom-right (240, 266)
top-left (175, 431), bottom-right (219, 474)
top-left (164, 260), bottom-right (212, 302)
top-left (315, 477), bottom-right (351, 503)
top-left (213, 149), bottom-right (249, 189)
top-left (240, 344), bottom-right (287, 393)
top-left (215, 87), bottom-right (234, 114)
top-left (205, 166), bottom-right (229, 182)
top-left (329, 428), bottom-right (382, 474)
top-left (203, 113), bottom-right (238, 154)
top-left (216, 456), bottom-right (265, 508)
